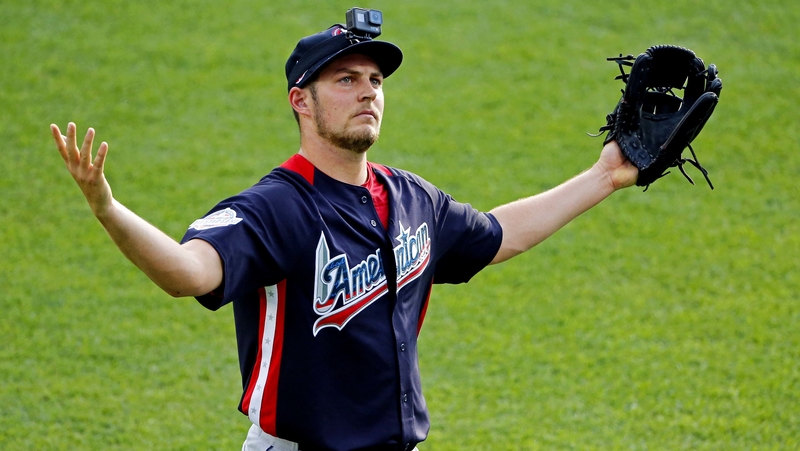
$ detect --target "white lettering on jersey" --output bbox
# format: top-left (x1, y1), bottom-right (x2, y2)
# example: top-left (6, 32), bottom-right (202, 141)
top-left (311, 222), bottom-right (431, 336)
top-left (393, 221), bottom-right (431, 292)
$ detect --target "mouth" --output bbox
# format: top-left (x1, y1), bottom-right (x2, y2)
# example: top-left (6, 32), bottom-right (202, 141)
top-left (354, 109), bottom-right (378, 121)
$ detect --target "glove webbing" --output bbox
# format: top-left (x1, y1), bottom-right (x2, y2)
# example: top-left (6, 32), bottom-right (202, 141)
top-left (592, 53), bottom-right (715, 190)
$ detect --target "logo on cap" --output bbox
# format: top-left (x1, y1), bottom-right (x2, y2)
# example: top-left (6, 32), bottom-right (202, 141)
top-left (331, 27), bottom-right (345, 36)
top-left (295, 70), bottom-right (309, 85)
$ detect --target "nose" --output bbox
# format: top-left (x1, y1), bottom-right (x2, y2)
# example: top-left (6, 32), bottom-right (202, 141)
top-left (358, 79), bottom-right (379, 102)
top-left (359, 89), bottom-right (377, 104)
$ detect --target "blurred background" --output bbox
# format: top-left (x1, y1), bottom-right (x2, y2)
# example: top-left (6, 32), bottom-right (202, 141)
top-left (1, 0), bottom-right (798, 449)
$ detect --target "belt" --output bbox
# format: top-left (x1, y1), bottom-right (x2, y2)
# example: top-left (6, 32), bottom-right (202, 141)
top-left (243, 423), bottom-right (420, 451)
top-left (244, 424), bottom-right (299, 451)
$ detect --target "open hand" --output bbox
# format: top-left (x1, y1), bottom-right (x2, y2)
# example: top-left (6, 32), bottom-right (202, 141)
top-left (51, 122), bottom-right (113, 216)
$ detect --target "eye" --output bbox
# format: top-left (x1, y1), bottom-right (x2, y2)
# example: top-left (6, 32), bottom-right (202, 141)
top-left (339, 76), bottom-right (353, 84)
top-left (371, 77), bottom-right (383, 87)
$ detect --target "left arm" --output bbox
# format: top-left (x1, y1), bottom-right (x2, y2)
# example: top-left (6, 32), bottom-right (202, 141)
top-left (489, 141), bottom-right (637, 264)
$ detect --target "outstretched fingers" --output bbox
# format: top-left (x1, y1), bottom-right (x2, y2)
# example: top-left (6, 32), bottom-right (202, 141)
top-left (50, 122), bottom-right (114, 215)
top-left (50, 123), bottom-right (72, 165)
top-left (79, 126), bottom-right (96, 166)
top-left (51, 122), bottom-right (108, 175)
top-left (93, 141), bottom-right (109, 173)
top-left (51, 122), bottom-right (89, 169)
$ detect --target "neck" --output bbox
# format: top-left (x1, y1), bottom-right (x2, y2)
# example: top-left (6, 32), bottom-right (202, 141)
top-left (298, 135), bottom-right (369, 186)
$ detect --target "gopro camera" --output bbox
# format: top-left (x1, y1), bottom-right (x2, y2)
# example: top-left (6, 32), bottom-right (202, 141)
top-left (346, 7), bottom-right (383, 38)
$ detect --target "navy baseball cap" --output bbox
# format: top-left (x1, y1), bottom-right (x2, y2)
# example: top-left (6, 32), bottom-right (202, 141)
top-left (285, 24), bottom-right (403, 92)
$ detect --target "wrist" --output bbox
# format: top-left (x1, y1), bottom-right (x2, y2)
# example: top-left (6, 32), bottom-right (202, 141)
top-left (92, 197), bottom-right (119, 223)
top-left (588, 162), bottom-right (619, 195)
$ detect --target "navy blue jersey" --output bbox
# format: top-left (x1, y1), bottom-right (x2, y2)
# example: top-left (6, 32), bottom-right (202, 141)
top-left (181, 154), bottom-right (502, 450)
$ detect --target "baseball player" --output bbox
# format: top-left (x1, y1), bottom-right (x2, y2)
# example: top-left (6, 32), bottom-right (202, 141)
top-left (50, 18), bottom-right (638, 451)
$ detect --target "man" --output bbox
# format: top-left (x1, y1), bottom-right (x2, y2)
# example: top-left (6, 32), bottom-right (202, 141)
top-left (50, 22), bottom-right (637, 451)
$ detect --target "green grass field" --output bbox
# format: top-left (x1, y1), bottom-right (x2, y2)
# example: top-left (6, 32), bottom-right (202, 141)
top-left (2, 0), bottom-right (798, 449)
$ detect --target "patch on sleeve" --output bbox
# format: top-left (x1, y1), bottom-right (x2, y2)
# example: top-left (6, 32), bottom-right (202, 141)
top-left (189, 208), bottom-right (244, 230)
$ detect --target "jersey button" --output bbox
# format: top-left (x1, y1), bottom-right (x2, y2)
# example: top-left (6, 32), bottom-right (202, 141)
top-left (403, 393), bottom-right (408, 403)
top-left (400, 342), bottom-right (406, 352)
top-left (361, 195), bottom-right (368, 204)
top-left (370, 219), bottom-right (377, 227)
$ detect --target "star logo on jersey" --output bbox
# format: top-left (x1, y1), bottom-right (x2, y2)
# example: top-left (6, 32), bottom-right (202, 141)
top-left (392, 221), bottom-right (431, 291)
top-left (311, 223), bottom-right (431, 336)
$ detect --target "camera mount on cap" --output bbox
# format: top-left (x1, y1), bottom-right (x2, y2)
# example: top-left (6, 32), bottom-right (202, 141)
top-left (345, 7), bottom-right (383, 39)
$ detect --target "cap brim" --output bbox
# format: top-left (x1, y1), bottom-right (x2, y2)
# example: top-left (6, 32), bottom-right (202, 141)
top-left (296, 40), bottom-right (403, 88)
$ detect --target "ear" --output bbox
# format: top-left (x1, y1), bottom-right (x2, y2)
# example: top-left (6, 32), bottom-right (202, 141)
top-left (289, 87), bottom-right (311, 118)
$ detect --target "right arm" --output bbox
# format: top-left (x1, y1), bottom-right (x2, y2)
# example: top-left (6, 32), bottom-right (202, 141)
top-left (50, 122), bottom-right (222, 297)
top-left (488, 140), bottom-right (638, 264)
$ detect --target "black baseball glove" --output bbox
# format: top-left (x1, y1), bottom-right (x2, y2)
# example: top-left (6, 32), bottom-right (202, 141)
top-left (593, 45), bottom-right (722, 190)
